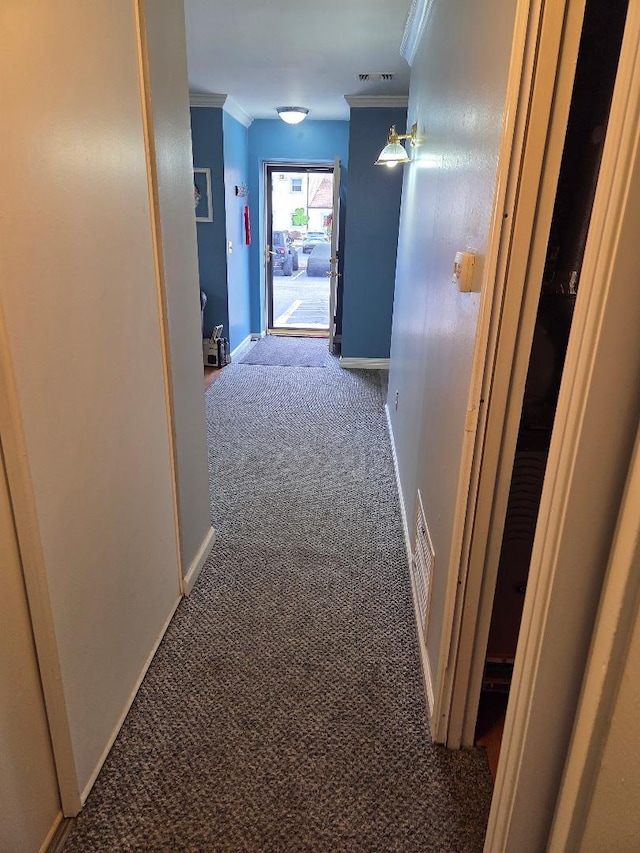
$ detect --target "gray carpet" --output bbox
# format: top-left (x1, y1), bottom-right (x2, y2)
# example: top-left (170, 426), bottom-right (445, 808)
top-left (239, 335), bottom-right (328, 366)
top-left (64, 339), bottom-right (493, 852)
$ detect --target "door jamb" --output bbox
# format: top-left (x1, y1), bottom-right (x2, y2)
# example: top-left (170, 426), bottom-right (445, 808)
top-left (548, 424), bottom-right (640, 849)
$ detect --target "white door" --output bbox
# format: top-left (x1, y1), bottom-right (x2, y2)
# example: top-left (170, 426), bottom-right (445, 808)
top-left (329, 158), bottom-right (341, 352)
top-left (435, 0), bottom-right (589, 750)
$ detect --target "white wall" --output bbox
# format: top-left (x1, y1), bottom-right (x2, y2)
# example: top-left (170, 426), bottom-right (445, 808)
top-left (0, 0), bottom-right (182, 802)
top-left (0, 444), bottom-right (61, 852)
top-left (141, 0), bottom-right (213, 578)
top-left (387, 0), bottom-right (516, 672)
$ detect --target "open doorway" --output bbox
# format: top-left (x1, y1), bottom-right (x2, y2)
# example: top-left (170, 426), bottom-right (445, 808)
top-left (265, 164), bottom-right (334, 335)
top-left (474, 0), bottom-right (629, 780)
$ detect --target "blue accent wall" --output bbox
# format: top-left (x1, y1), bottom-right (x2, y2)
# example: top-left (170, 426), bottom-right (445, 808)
top-left (223, 111), bottom-right (251, 350)
top-left (190, 107), bottom-right (228, 337)
top-left (341, 107), bottom-right (406, 358)
top-left (247, 120), bottom-right (350, 333)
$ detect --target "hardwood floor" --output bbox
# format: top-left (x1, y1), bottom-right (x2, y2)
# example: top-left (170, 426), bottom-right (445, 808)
top-left (204, 365), bottom-right (227, 390)
top-left (475, 691), bottom-right (509, 782)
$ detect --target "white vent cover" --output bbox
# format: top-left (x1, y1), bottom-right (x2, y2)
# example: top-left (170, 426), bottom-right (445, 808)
top-left (357, 72), bottom-right (395, 82)
top-left (413, 491), bottom-right (435, 636)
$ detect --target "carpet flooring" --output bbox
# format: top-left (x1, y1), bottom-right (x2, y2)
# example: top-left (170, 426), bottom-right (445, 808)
top-left (238, 335), bottom-right (328, 367)
top-left (64, 338), bottom-right (493, 852)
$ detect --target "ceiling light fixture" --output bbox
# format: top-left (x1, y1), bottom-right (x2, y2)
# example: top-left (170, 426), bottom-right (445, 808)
top-left (375, 123), bottom-right (418, 167)
top-left (276, 106), bottom-right (309, 125)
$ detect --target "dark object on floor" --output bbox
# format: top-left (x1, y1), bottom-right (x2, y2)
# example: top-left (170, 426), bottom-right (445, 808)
top-left (203, 326), bottom-right (230, 368)
top-left (239, 334), bottom-right (328, 367)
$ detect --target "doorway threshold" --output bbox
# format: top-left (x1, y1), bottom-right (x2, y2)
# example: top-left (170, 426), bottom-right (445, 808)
top-left (267, 328), bottom-right (329, 338)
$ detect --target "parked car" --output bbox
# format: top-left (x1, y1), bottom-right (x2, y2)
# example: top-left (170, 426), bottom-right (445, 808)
top-left (306, 241), bottom-right (332, 277)
top-left (271, 230), bottom-right (299, 276)
top-left (302, 231), bottom-right (329, 253)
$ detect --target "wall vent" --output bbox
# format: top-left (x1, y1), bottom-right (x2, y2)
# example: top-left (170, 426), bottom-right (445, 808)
top-left (357, 72), bottom-right (395, 82)
top-left (413, 491), bottom-right (435, 637)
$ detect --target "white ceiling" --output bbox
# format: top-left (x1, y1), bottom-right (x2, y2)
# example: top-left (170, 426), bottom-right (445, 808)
top-left (184, 0), bottom-right (412, 122)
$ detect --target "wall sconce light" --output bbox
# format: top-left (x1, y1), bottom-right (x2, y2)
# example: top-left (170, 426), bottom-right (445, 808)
top-left (375, 123), bottom-right (418, 167)
top-left (276, 106), bottom-right (309, 124)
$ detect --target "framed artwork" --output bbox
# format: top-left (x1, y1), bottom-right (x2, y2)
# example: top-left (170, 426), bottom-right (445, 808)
top-left (193, 168), bottom-right (213, 222)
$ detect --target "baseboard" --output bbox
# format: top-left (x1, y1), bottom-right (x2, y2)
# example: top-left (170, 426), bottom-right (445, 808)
top-left (183, 525), bottom-right (216, 595)
top-left (339, 357), bottom-right (390, 370)
top-left (44, 814), bottom-right (74, 853)
top-left (385, 403), bottom-right (435, 731)
top-left (80, 594), bottom-right (182, 806)
top-left (230, 334), bottom-right (253, 362)
top-left (385, 403), bottom-right (412, 561)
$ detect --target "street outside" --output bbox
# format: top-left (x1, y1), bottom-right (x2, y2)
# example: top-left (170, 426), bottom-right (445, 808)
top-left (272, 250), bottom-right (330, 330)
top-left (269, 167), bottom-right (333, 331)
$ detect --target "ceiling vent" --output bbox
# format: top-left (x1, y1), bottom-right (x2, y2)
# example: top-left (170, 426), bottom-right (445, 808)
top-left (357, 72), bottom-right (395, 82)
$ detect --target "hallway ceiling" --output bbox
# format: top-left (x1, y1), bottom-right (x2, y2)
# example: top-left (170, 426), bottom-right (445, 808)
top-left (184, 0), bottom-right (412, 122)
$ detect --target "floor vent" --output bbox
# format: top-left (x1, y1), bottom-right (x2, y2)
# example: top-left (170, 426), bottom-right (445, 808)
top-left (413, 491), bottom-right (435, 637)
top-left (357, 72), bottom-right (395, 82)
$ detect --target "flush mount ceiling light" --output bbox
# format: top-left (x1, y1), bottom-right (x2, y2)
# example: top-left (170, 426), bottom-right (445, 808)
top-left (276, 106), bottom-right (309, 125)
top-left (375, 123), bottom-right (418, 167)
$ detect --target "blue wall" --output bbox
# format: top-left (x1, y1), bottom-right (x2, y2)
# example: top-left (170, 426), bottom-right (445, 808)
top-left (191, 110), bottom-right (403, 356)
top-left (190, 107), bottom-right (228, 337)
top-left (223, 111), bottom-right (251, 350)
top-left (341, 107), bottom-right (406, 358)
top-left (247, 120), bottom-right (350, 333)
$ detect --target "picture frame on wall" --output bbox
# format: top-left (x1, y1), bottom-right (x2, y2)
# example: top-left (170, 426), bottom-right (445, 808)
top-left (194, 167), bottom-right (213, 222)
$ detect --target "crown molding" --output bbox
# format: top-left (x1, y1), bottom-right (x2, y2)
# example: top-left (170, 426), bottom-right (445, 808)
top-left (344, 96), bottom-right (409, 109)
top-left (400, 0), bottom-right (437, 66)
top-left (189, 93), bottom-right (253, 127)
top-left (223, 97), bottom-right (253, 128)
top-left (189, 92), bottom-right (227, 108)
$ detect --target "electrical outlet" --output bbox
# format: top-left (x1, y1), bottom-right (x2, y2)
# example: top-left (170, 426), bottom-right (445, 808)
top-left (395, 390), bottom-right (399, 410)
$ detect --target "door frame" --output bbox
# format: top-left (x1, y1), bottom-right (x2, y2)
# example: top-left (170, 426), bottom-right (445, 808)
top-left (263, 161), bottom-right (334, 335)
top-left (547, 421), bottom-right (640, 849)
top-left (328, 157), bottom-right (341, 352)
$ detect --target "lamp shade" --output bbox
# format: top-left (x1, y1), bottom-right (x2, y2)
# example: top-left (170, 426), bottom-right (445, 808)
top-left (276, 107), bottom-right (309, 124)
top-left (374, 124), bottom-right (417, 167)
top-left (374, 141), bottom-right (411, 167)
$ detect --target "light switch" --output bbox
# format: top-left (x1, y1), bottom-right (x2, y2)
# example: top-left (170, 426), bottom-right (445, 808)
top-left (452, 251), bottom-right (475, 292)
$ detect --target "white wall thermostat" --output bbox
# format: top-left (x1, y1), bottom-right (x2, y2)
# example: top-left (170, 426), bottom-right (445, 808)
top-left (452, 251), bottom-right (476, 292)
